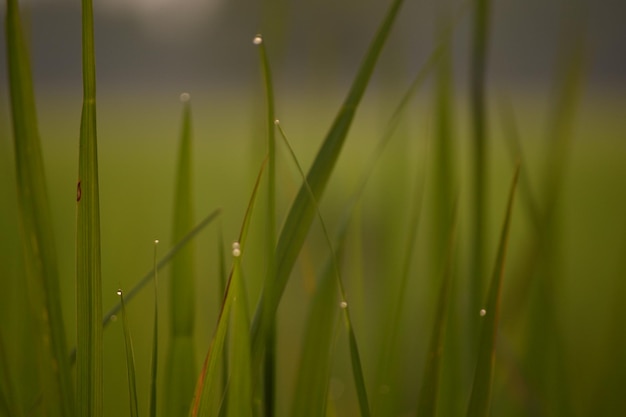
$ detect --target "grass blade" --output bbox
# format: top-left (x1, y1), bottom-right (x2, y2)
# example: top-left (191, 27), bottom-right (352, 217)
top-left (251, 0), bottom-right (406, 375)
top-left (226, 255), bottom-right (253, 417)
top-left (416, 203), bottom-right (457, 417)
top-left (468, 0), bottom-right (493, 341)
top-left (76, 0), bottom-right (102, 414)
top-left (164, 93), bottom-right (198, 417)
top-left (254, 34), bottom-right (278, 417)
top-left (275, 122), bottom-right (371, 417)
top-left (5, 1), bottom-right (74, 415)
top-left (466, 164), bottom-right (520, 417)
top-left (118, 289), bottom-right (139, 417)
top-left (191, 158), bottom-right (267, 417)
top-left (149, 240), bottom-right (160, 417)
top-left (0, 331), bottom-right (23, 417)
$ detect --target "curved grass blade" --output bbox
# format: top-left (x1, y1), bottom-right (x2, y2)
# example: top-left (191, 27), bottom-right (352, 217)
top-left (466, 164), bottom-right (520, 417)
top-left (416, 202), bottom-right (458, 417)
top-left (251, 0), bottom-right (406, 374)
top-left (76, 0), bottom-right (103, 414)
top-left (5, 1), bottom-right (74, 415)
top-left (164, 93), bottom-right (198, 417)
top-left (149, 240), bottom-right (160, 417)
top-left (254, 34), bottom-right (278, 417)
top-left (118, 289), bottom-right (139, 417)
top-left (275, 122), bottom-right (371, 417)
top-left (191, 158), bottom-right (267, 417)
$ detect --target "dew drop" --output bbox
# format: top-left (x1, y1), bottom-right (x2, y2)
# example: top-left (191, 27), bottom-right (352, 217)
top-left (479, 309), bottom-right (487, 317)
top-left (274, 119), bottom-right (280, 126)
top-left (180, 92), bottom-right (190, 102)
top-left (253, 34), bottom-right (263, 45)
top-left (154, 239), bottom-right (160, 244)
top-left (232, 241), bottom-right (241, 257)
top-left (116, 289), bottom-right (123, 296)
top-left (340, 301), bottom-right (348, 309)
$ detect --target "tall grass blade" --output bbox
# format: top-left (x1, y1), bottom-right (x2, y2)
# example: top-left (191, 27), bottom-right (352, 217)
top-left (416, 203), bottom-right (457, 417)
top-left (226, 255), bottom-right (253, 417)
top-left (275, 122), bottom-right (371, 417)
top-left (254, 34), bottom-right (278, 417)
top-left (149, 240), bottom-right (160, 417)
top-left (251, 0), bottom-right (406, 373)
top-left (468, 0), bottom-right (492, 339)
top-left (522, 21), bottom-right (586, 416)
top-left (118, 289), bottom-right (139, 417)
top-left (5, 1), bottom-right (74, 416)
top-left (76, 0), bottom-right (102, 414)
top-left (0, 331), bottom-right (23, 417)
top-left (217, 228), bottom-right (229, 402)
top-left (466, 164), bottom-right (520, 417)
top-left (164, 93), bottom-right (198, 417)
top-left (191, 158), bottom-right (267, 417)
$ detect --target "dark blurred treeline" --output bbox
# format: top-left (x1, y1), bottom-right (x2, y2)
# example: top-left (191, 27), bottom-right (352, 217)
top-left (0, 0), bottom-right (624, 93)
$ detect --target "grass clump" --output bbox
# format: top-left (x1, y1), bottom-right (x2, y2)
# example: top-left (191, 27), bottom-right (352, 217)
top-left (2, 0), bottom-right (624, 417)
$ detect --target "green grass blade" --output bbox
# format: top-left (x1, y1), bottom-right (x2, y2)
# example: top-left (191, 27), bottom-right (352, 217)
top-left (290, 256), bottom-right (340, 417)
top-left (468, 0), bottom-right (493, 340)
top-left (416, 203), bottom-right (457, 417)
top-left (217, 228), bottom-right (229, 403)
top-left (5, 1), bottom-right (74, 416)
top-left (251, 0), bottom-right (406, 373)
top-left (466, 164), bottom-right (520, 417)
top-left (276, 122), bottom-right (371, 417)
top-left (0, 331), bottom-right (23, 417)
top-left (191, 158), bottom-right (267, 417)
top-left (226, 255), bottom-right (253, 417)
top-left (118, 289), bottom-right (139, 417)
top-left (164, 93), bottom-right (198, 417)
top-left (149, 240), bottom-right (160, 417)
top-left (76, 0), bottom-right (102, 414)
top-left (254, 34), bottom-right (278, 417)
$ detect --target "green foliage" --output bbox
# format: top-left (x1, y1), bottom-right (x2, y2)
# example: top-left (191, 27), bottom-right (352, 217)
top-left (3, 1), bottom-right (623, 417)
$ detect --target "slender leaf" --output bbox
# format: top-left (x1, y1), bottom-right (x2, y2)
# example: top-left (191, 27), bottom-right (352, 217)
top-left (466, 164), bottom-right (520, 417)
top-left (255, 34), bottom-right (278, 417)
top-left (0, 331), bottom-right (23, 417)
top-left (164, 93), bottom-right (198, 417)
top-left (191, 158), bottom-right (267, 417)
top-left (149, 240), bottom-right (160, 417)
top-left (5, 1), bottom-right (74, 416)
top-left (276, 122), bottom-right (371, 417)
top-left (416, 203), bottom-right (458, 417)
top-left (251, 0), bottom-right (406, 375)
top-left (76, 0), bottom-right (102, 414)
top-left (226, 255), bottom-right (253, 417)
top-left (118, 289), bottom-right (139, 417)
top-left (468, 0), bottom-right (493, 341)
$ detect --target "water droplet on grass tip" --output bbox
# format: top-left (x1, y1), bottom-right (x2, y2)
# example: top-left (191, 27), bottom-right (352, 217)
top-left (274, 119), bottom-right (280, 125)
top-left (180, 92), bottom-right (190, 102)
top-left (232, 241), bottom-right (241, 257)
top-left (154, 239), bottom-right (159, 244)
top-left (480, 309), bottom-right (486, 317)
top-left (253, 34), bottom-right (263, 45)
top-left (340, 301), bottom-right (348, 309)
top-left (116, 289), bottom-right (123, 296)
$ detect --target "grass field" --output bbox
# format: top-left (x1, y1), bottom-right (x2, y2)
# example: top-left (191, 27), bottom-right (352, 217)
top-left (2, 0), bottom-right (626, 416)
